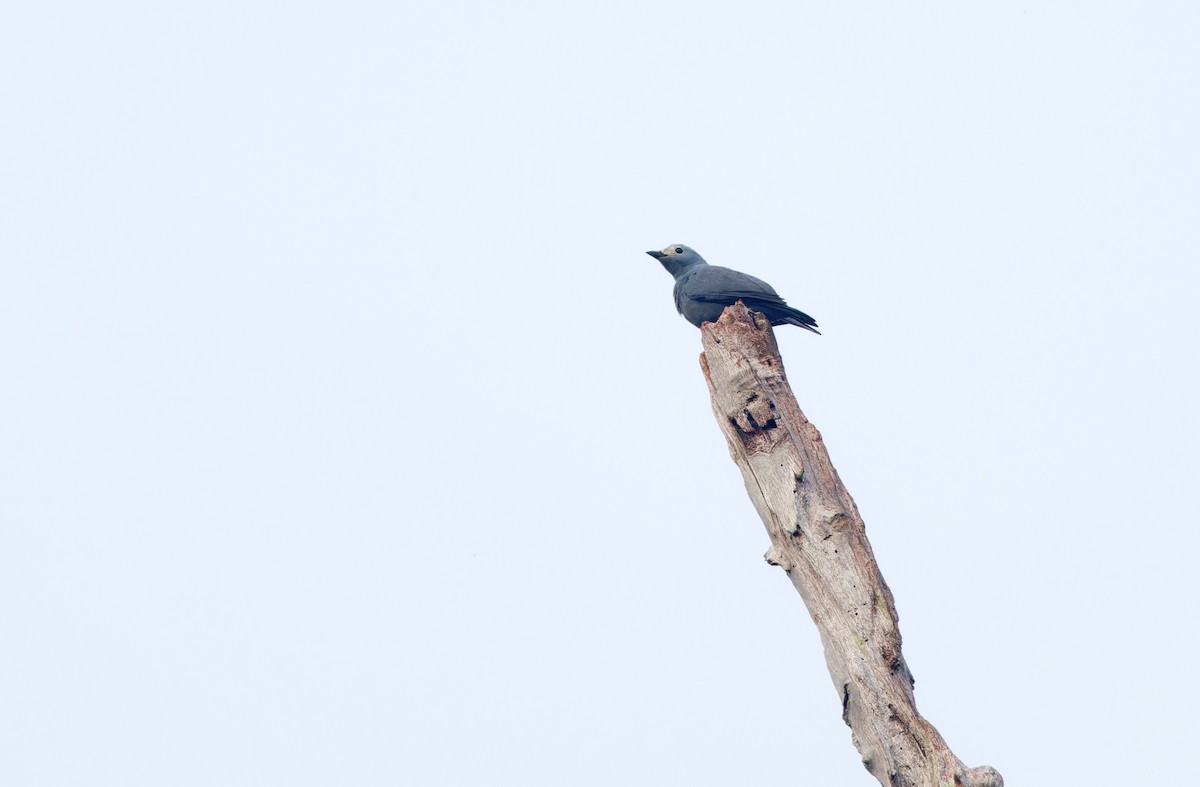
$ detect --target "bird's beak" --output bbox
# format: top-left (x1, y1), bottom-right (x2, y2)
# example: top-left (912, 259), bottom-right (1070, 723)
top-left (646, 250), bottom-right (666, 259)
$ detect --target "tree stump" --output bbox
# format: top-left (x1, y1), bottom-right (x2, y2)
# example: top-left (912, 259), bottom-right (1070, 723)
top-left (699, 303), bottom-right (1003, 787)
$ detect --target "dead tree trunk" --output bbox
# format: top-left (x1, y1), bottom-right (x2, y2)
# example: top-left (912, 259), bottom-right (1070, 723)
top-left (698, 303), bottom-right (1003, 787)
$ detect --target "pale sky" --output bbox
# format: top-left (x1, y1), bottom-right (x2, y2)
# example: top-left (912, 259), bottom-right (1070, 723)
top-left (2, 2), bottom-right (1198, 785)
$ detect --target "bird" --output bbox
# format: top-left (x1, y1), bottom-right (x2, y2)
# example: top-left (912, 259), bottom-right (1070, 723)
top-left (647, 244), bottom-right (820, 334)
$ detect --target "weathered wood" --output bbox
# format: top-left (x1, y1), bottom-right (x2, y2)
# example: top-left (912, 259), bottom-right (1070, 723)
top-left (699, 303), bottom-right (1002, 787)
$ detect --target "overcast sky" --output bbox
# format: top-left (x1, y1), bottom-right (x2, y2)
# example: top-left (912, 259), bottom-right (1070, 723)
top-left (2, 2), bottom-right (1198, 785)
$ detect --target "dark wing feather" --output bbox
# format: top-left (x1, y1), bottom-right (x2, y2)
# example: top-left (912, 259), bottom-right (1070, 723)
top-left (687, 288), bottom-right (790, 306)
top-left (683, 266), bottom-right (780, 300)
top-left (683, 267), bottom-right (820, 333)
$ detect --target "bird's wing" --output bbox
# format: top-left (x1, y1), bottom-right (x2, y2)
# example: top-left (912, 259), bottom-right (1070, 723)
top-left (682, 266), bottom-right (788, 305)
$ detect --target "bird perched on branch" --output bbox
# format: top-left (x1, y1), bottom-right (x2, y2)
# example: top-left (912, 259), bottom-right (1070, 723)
top-left (647, 244), bottom-right (821, 334)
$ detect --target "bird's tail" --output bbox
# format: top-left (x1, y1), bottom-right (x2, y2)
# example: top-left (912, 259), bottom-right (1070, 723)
top-left (782, 311), bottom-right (821, 335)
top-left (759, 303), bottom-right (820, 334)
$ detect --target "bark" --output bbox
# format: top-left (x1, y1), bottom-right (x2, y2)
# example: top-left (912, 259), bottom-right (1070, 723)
top-left (698, 303), bottom-right (1003, 787)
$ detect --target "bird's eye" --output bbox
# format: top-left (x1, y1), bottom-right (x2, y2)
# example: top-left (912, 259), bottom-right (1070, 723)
top-left (674, 247), bottom-right (683, 254)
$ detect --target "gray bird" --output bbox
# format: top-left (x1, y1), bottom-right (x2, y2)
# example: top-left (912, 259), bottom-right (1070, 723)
top-left (647, 244), bottom-right (821, 334)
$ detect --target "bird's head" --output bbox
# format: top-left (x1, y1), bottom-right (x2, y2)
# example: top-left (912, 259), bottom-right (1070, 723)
top-left (646, 244), bottom-right (707, 277)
